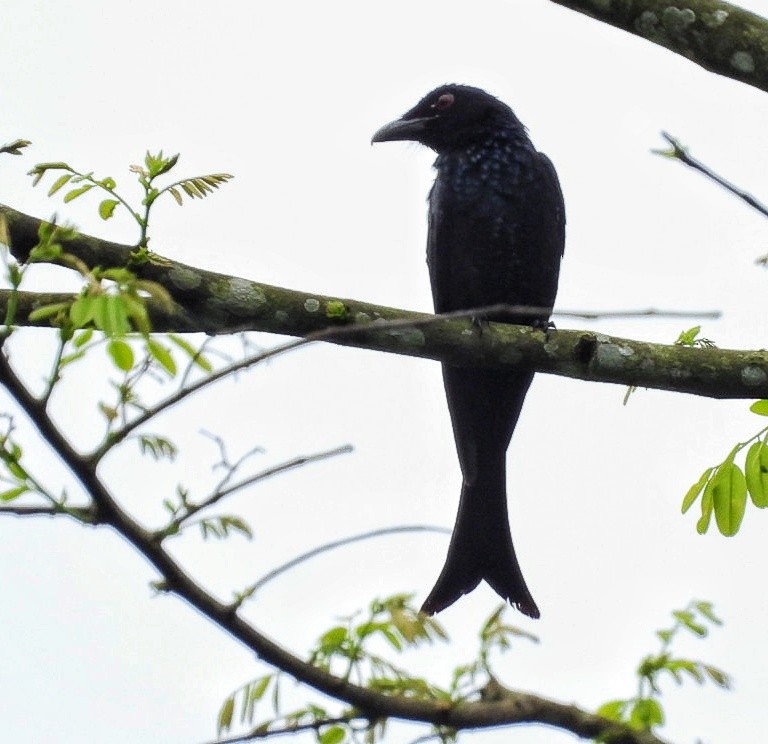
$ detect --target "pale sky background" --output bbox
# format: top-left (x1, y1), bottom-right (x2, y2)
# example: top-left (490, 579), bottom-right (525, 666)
top-left (2, 2), bottom-right (768, 743)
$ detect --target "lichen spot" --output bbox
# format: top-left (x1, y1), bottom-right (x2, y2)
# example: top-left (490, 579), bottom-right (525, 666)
top-left (703, 9), bottom-right (728, 27)
top-left (304, 298), bottom-right (321, 313)
top-left (661, 7), bottom-right (696, 34)
top-left (595, 343), bottom-right (634, 369)
top-left (224, 278), bottom-right (266, 316)
top-left (741, 365), bottom-right (767, 386)
top-left (731, 51), bottom-right (755, 73)
top-left (354, 312), bottom-right (372, 324)
top-left (274, 310), bottom-right (289, 323)
top-left (168, 266), bottom-right (201, 290)
top-left (636, 10), bottom-right (659, 36)
top-left (386, 327), bottom-right (425, 346)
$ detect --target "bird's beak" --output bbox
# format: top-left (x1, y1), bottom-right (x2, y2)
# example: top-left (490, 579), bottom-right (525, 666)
top-left (371, 116), bottom-right (432, 144)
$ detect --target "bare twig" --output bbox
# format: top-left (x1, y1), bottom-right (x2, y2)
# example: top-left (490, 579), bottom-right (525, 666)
top-left (168, 444), bottom-right (354, 534)
top-left (660, 132), bottom-right (768, 218)
top-left (246, 525), bottom-right (452, 598)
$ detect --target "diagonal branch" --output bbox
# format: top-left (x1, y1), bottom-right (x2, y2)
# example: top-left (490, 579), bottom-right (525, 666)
top-left (0, 324), bottom-right (668, 744)
top-left (549, 0), bottom-right (768, 94)
top-left (660, 131), bottom-right (768, 217)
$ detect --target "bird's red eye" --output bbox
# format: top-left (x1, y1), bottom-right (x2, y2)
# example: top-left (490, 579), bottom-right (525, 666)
top-left (434, 93), bottom-right (455, 110)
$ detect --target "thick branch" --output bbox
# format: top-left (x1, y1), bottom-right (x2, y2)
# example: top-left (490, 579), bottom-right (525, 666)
top-left (550, 0), bottom-right (768, 94)
top-left (1, 204), bottom-right (765, 400)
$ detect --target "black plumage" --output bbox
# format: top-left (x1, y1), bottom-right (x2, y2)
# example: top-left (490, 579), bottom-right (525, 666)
top-left (372, 84), bottom-right (564, 617)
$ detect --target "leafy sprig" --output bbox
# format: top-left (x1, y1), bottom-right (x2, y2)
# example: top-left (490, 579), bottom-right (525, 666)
top-left (683, 399), bottom-right (768, 536)
top-left (28, 150), bottom-right (232, 248)
top-left (595, 601), bottom-right (729, 738)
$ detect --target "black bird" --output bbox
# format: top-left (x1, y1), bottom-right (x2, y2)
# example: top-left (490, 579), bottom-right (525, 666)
top-left (372, 85), bottom-right (564, 617)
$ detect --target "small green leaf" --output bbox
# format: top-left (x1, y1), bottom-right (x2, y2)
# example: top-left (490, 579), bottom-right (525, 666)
top-left (629, 698), bottom-right (664, 729)
top-left (69, 297), bottom-right (96, 328)
top-left (319, 626), bottom-right (347, 650)
top-left (711, 463), bottom-right (747, 536)
top-left (147, 339), bottom-right (176, 376)
top-left (72, 328), bottom-right (94, 348)
top-left (28, 302), bottom-right (70, 322)
top-left (63, 183), bottom-right (95, 203)
top-left (48, 173), bottom-right (73, 196)
top-left (697, 478), bottom-right (715, 534)
top-left (682, 467), bottom-right (713, 513)
top-left (98, 199), bottom-right (120, 220)
top-left (745, 441), bottom-right (768, 507)
top-left (750, 400), bottom-right (768, 416)
top-left (169, 187), bottom-right (182, 205)
top-left (217, 695), bottom-right (235, 735)
top-left (318, 725), bottom-right (346, 744)
top-left (596, 699), bottom-right (628, 722)
top-left (675, 326), bottom-right (700, 346)
top-left (0, 485), bottom-right (28, 501)
top-left (107, 339), bottom-right (134, 371)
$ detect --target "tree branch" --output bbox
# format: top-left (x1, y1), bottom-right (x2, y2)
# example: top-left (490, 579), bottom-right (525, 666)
top-left (0, 204), bottom-right (765, 400)
top-left (0, 323), bottom-right (668, 744)
top-left (550, 0), bottom-right (768, 94)
top-left (660, 131), bottom-right (768, 217)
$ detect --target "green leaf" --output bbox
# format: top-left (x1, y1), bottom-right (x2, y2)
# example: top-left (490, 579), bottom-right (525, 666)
top-left (595, 699), bottom-right (627, 722)
top-left (48, 173), bottom-right (73, 196)
top-left (672, 610), bottom-right (707, 637)
top-left (681, 467), bottom-right (713, 513)
top-left (98, 199), bottom-right (120, 220)
top-left (745, 441), bottom-right (768, 507)
top-left (711, 462), bottom-right (747, 536)
top-left (693, 600), bottom-right (722, 625)
top-left (0, 485), bottom-right (28, 501)
top-left (28, 302), bottom-right (70, 322)
top-left (107, 339), bottom-right (135, 371)
top-left (319, 626), bottom-right (348, 650)
top-left (318, 725), bottom-right (346, 744)
top-left (69, 297), bottom-right (96, 328)
top-left (697, 478), bottom-right (715, 534)
top-left (702, 664), bottom-right (731, 688)
top-left (95, 295), bottom-right (130, 337)
top-left (675, 326), bottom-right (700, 346)
top-left (63, 183), bottom-right (95, 203)
top-left (217, 695), bottom-right (235, 735)
top-left (629, 698), bottom-right (664, 729)
top-left (750, 400), bottom-right (768, 416)
top-left (72, 328), bottom-right (94, 348)
top-left (147, 339), bottom-right (176, 376)
top-left (169, 187), bottom-right (182, 205)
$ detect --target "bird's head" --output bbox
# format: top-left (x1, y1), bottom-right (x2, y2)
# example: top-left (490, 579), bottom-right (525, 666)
top-left (371, 84), bottom-right (521, 153)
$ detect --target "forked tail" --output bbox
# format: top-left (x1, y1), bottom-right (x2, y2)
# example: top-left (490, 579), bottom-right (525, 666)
top-left (420, 479), bottom-right (539, 618)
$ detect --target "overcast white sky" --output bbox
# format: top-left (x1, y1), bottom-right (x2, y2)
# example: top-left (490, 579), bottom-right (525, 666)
top-left (2, 1), bottom-right (768, 743)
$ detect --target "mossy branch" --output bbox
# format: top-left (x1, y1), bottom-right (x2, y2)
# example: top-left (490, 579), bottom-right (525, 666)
top-left (550, 0), bottom-right (768, 94)
top-left (1, 203), bottom-right (766, 400)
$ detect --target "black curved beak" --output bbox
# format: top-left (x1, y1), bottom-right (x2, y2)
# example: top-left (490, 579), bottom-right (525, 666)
top-left (371, 116), bottom-right (433, 144)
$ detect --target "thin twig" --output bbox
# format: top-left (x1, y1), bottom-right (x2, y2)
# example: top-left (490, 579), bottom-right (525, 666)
top-left (660, 132), bottom-right (768, 219)
top-left (246, 525), bottom-right (451, 598)
top-left (169, 444), bottom-right (354, 533)
top-left (202, 714), bottom-right (362, 744)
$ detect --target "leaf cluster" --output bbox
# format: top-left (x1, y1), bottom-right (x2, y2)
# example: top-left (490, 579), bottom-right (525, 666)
top-left (595, 601), bottom-right (729, 739)
top-left (683, 400), bottom-right (768, 535)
